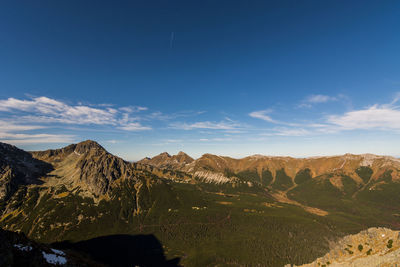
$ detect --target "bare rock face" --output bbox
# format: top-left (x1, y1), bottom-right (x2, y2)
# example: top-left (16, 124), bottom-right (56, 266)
top-left (0, 143), bottom-right (52, 201)
top-left (291, 227), bottom-right (400, 267)
top-left (138, 151), bottom-right (194, 169)
top-left (32, 140), bottom-right (137, 197)
top-left (140, 151), bottom-right (400, 187)
top-left (0, 141), bottom-right (178, 243)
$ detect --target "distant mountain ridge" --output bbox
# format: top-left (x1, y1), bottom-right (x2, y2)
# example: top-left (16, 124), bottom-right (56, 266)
top-left (2, 140), bottom-right (400, 266)
top-left (139, 151), bottom-right (400, 185)
top-left (139, 151), bottom-right (194, 169)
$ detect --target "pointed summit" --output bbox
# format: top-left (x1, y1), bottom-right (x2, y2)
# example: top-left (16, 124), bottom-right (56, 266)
top-left (138, 151), bottom-right (193, 168)
top-left (31, 140), bottom-right (133, 197)
top-left (175, 151), bottom-right (194, 164)
top-left (159, 152), bottom-right (171, 157)
top-left (74, 140), bottom-right (106, 154)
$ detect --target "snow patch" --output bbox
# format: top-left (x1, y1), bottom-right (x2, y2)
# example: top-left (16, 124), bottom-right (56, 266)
top-left (51, 248), bottom-right (66, 256)
top-left (42, 251), bottom-right (67, 265)
top-left (13, 244), bottom-right (32, 252)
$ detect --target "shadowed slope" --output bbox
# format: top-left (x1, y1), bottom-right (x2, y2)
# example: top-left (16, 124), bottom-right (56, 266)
top-left (53, 234), bottom-right (181, 267)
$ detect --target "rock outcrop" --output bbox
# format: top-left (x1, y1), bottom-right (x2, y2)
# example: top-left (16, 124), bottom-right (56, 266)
top-left (290, 227), bottom-right (400, 267)
top-left (0, 143), bottom-right (52, 201)
top-left (138, 151), bottom-right (194, 169)
top-left (31, 140), bottom-right (137, 197)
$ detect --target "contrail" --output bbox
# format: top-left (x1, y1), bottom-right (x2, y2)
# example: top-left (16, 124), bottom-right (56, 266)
top-left (169, 32), bottom-right (174, 48)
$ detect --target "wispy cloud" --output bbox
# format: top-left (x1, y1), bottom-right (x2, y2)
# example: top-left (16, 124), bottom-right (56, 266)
top-left (249, 109), bottom-right (299, 127)
top-left (0, 120), bottom-right (44, 131)
top-left (261, 128), bottom-right (312, 137)
top-left (117, 122), bottom-right (152, 131)
top-left (199, 137), bottom-right (233, 142)
top-left (327, 104), bottom-right (400, 131)
top-left (0, 96), bottom-right (152, 145)
top-left (298, 94), bottom-right (344, 108)
top-left (307, 94), bottom-right (337, 103)
top-left (0, 131), bottom-right (75, 144)
top-left (249, 109), bottom-right (277, 123)
top-left (170, 120), bottom-right (241, 130)
top-left (0, 96), bottom-right (151, 131)
top-left (250, 93), bottom-right (400, 136)
top-left (145, 110), bottom-right (205, 121)
top-left (119, 106), bottom-right (148, 113)
top-left (0, 120), bottom-right (75, 144)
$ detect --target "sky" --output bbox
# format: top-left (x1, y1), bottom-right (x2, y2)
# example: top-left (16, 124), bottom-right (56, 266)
top-left (1, 0), bottom-right (400, 161)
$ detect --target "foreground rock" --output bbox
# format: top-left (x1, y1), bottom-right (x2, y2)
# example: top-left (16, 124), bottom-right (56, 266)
top-left (290, 227), bottom-right (400, 267)
top-left (0, 228), bottom-right (103, 266)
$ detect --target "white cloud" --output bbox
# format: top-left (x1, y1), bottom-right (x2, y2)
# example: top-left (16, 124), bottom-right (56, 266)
top-left (249, 110), bottom-right (299, 127)
top-left (119, 106), bottom-right (148, 113)
top-left (118, 122), bottom-right (152, 131)
top-left (0, 119), bottom-right (75, 145)
top-left (327, 104), bottom-right (400, 130)
top-left (390, 92), bottom-right (400, 105)
top-left (145, 110), bottom-right (205, 121)
top-left (249, 109), bottom-right (277, 123)
top-left (262, 128), bottom-right (312, 136)
top-left (0, 132), bottom-right (75, 144)
top-left (250, 93), bottom-right (400, 136)
top-left (298, 94), bottom-right (342, 108)
top-left (0, 120), bottom-right (44, 131)
top-left (198, 137), bottom-right (233, 142)
top-left (170, 121), bottom-right (241, 130)
top-left (307, 94), bottom-right (337, 103)
top-left (0, 96), bottom-right (151, 131)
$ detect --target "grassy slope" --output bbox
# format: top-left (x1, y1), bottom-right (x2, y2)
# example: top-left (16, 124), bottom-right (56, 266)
top-left (2, 167), bottom-right (400, 266)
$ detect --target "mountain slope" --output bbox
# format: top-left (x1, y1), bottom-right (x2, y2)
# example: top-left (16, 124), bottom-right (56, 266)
top-left (31, 140), bottom-right (138, 198)
top-left (2, 141), bottom-right (400, 266)
top-left (0, 227), bottom-right (105, 266)
top-left (142, 152), bottom-right (400, 184)
top-left (0, 143), bottom-right (52, 202)
top-left (139, 151), bottom-right (194, 169)
top-left (0, 140), bottom-right (180, 243)
top-left (292, 227), bottom-right (400, 267)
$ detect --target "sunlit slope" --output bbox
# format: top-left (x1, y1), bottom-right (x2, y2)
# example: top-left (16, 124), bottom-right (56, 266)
top-left (1, 141), bottom-right (400, 266)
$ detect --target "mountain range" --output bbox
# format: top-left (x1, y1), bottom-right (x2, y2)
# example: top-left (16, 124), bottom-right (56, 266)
top-left (1, 140), bottom-right (400, 266)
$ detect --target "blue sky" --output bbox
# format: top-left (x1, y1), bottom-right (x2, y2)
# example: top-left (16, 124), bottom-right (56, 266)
top-left (1, 1), bottom-right (400, 161)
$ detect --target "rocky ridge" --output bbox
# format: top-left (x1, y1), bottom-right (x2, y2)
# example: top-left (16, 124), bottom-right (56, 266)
top-left (140, 152), bottom-right (400, 185)
top-left (139, 151), bottom-right (194, 169)
top-left (290, 227), bottom-right (400, 267)
top-left (0, 143), bottom-right (52, 201)
top-left (31, 140), bottom-right (138, 197)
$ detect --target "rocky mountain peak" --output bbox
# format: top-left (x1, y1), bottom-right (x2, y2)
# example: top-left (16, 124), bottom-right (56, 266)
top-left (175, 151), bottom-right (194, 163)
top-left (159, 152), bottom-right (171, 157)
top-left (74, 140), bottom-right (106, 155)
top-left (28, 140), bottom-right (134, 198)
top-left (138, 151), bottom-right (194, 169)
